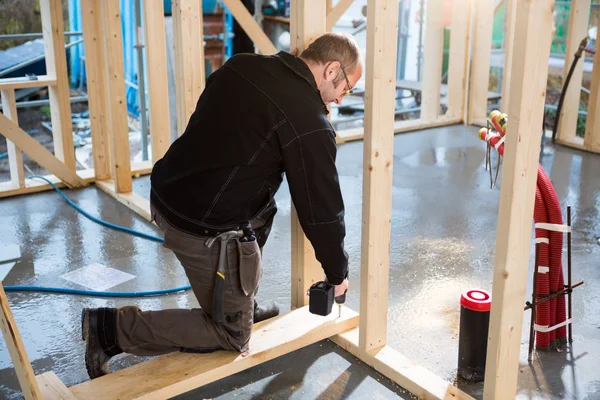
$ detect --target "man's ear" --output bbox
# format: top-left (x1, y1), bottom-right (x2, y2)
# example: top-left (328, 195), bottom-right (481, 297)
top-left (324, 61), bottom-right (341, 82)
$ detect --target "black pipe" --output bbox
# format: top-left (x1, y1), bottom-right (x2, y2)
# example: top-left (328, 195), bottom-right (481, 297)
top-left (551, 37), bottom-right (589, 144)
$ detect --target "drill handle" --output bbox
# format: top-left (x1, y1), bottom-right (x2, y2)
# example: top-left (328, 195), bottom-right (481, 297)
top-left (335, 289), bottom-right (347, 305)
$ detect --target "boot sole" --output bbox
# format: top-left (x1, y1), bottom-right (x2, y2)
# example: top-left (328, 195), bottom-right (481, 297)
top-left (81, 309), bottom-right (89, 341)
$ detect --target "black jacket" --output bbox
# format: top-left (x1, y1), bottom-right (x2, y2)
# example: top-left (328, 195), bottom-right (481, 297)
top-left (150, 51), bottom-right (348, 285)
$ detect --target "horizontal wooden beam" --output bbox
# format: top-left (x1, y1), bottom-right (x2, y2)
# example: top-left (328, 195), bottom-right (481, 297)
top-left (331, 328), bottom-right (474, 400)
top-left (0, 112), bottom-right (85, 188)
top-left (0, 162), bottom-right (151, 199)
top-left (557, 136), bottom-right (600, 155)
top-left (68, 306), bottom-right (358, 400)
top-left (336, 116), bottom-right (462, 143)
top-left (0, 76), bottom-right (57, 91)
top-left (95, 179), bottom-right (152, 221)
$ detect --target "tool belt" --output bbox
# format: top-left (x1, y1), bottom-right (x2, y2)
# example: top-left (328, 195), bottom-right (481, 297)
top-left (205, 228), bottom-right (256, 324)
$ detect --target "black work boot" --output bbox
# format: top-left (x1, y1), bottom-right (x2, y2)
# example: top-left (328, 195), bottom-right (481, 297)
top-left (81, 308), bottom-right (123, 379)
top-left (253, 299), bottom-right (279, 323)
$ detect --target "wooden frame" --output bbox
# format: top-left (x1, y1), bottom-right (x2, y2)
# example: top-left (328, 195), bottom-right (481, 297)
top-left (0, 1), bottom-right (575, 399)
top-left (554, 0), bottom-right (600, 154)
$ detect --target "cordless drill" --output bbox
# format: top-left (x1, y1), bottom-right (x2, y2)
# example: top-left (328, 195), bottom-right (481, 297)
top-left (307, 281), bottom-right (347, 317)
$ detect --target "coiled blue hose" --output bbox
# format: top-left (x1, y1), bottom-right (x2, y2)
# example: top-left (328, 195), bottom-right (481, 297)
top-left (3, 175), bottom-right (192, 297)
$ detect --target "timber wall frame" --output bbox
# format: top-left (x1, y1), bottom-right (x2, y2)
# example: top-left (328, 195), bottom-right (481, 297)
top-left (0, 0), bottom-right (590, 399)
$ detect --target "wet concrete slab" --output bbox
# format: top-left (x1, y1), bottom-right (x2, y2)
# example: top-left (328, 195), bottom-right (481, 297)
top-left (0, 124), bottom-right (598, 399)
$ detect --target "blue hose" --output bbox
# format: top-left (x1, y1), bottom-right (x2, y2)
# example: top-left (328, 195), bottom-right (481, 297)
top-left (4, 175), bottom-right (192, 297)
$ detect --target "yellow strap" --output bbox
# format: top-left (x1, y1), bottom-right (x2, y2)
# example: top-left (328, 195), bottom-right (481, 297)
top-left (217, 271), bottom-right (225, 279)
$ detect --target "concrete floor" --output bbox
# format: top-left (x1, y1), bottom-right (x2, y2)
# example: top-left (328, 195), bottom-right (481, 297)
top-left (0, 125), bottom-right (598, 400)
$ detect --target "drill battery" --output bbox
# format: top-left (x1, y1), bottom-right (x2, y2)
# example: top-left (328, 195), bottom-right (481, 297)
top-left (308, 281), bottom-right (335, 316)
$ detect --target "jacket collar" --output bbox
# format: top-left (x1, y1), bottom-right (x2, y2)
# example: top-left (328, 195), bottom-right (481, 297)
top-left (274, 51), bottom-right (329, 113)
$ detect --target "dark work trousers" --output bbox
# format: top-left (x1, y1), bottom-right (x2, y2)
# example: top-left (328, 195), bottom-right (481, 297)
top-left (114, 200), bottom-right (276, 355)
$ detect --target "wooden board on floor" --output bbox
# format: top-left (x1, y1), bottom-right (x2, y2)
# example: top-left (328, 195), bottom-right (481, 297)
top-left (95, 179), bottom-right (152, 222)
top-left (37, 372), bottom-right (77, 400)
top-left (68, 306), bottom-right (358, 400)
top-left (331, 328), bottom-right (475, 400)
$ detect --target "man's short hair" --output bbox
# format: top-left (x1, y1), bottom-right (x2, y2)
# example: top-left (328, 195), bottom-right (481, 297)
top-left (300, 32), bottom-right (362, 85)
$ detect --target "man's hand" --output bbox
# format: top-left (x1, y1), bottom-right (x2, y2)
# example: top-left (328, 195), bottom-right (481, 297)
top-left (334, 278), bottom-right (349, 298)
top-left (290, 47), bottom-right (299, 57)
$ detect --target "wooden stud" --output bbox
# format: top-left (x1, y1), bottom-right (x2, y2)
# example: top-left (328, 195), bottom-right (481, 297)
top-left (445, 0), bottom-right (472, 120)
top-left (483, 0), bottom-right (554, 398)
top-left (101, 0), bottom-right (133, 193)
top-left (95, 179), bottom-right (152, 222)
top-left (289, 0), bottom-right (327, 308)
top-left (359, 0), bottom-right (398, 352)
top-left (40, 0), bottom-right (76, 171)
top-left (500, 0), bottom-right (517, 111)
top-left (143, 0), bottom-right (172, 163)
top-left (0, 113), bottom-right (85, 188)
top-left (68, 306), bottom-right (358, 400)
top-left (1, 89), bottom-right (25, 187)
top-left (557, 0), bottom-right (592, 143)
top-left (467, 0), bottom-right (494, 124)
top-left (81, 0), bottom-right (112, 181)
top-left (221, 0), bottom-right (277, 55)
top-left (326, 0), bottom-right (355, 31)
top-left (0, 284), bottom-right (43, 400)
top-left (420, 0), bottom-right (445, 122)
top-left (172, 0), bottom-right (206, 136)
top-left (584, 21), bottom-right (600, 152)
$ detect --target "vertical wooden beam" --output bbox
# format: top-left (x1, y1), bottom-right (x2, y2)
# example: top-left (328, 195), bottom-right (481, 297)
top-left (445, 0), bottom-right (472, 120)
top-left (483, 0), bottom-right (554, 398)
top-left (1, 90), bottom-right (25, 187)
top-left (584, 23), bottom-right (600, 151)
top-left (420, 0), bottom-right (445, 122)
top-left (81, 0), bottom-right (112, 180)
top-left (289, 1), bottom-right (327, 309)
top-left (557, 0), bottom-right (592, 142)
top-left (102, 0), bottom-right (132, 193)
top-left (326, 0), bottom-right (354, 31)
top-left (359, 0), bottom-right (398, 352)
top-left (172, 0), bottom-right (205, 136)
top-left (40, 0), bottom-right (76, 171)
top-left (143, 0), bottom-right (172, 163)
top-left (500, 0), bottom-right (517, 111)
top-left (0, 283), bottom-right (43, 400)
top-left (467, 0), bottom-right (494, 124)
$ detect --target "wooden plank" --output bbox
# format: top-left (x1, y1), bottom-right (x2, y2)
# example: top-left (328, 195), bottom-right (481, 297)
top-left (0, 76), bottom-right (57, 91)
top-left (143, 0), bottom-right (172, 163)
top-left (358, 0), bottom-right (399, 352)
top-left (1, 89), bottom-right (25, 187)
top-left (172, 0), bottom-right (206, 136)
top-left (40, 0), bottom-right (76, 171)
top-left (557, 0), bottom-right (592, 143)
top-left (500, 0), bottom-right (517, 111)
top-left (331, 328), bottom-right (475, 400)
top-left (0, 113), bottom-right (85, 188)
top-left (95, 179), bottom-right (152, 222)
top-left (326, 0), bottom-right (354, 31)
top-left (445, 0), bottom-right (471, 120)
top-left (81, 0), bottom-right (112, 181)
top-left (101, 0), bottom-right (132, 193)
top-left (336, 116), bottom-right (461, 144)
top-left (557, 136), bottom-right (600, 155)
top-left (0, 284), bottom-right (43, 400)
top-left (583, 22), bottom-right (600, 151)
top-left (420, 0), bottom-right (445, 121)
top-left (288, 0), bottom-right (327, 308)
top-left (69, 306), bottom-right (359, 400)
top-left (221, 0), bottom-right (277, 55)
top-left (36, 372), bottom-right (77, 400)
top-left (482, 0), bottom-right (554, 398)
top-left (0, 164), bottom-right (150, 199)
top-left (467, 0), bottom-right (494, 124)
